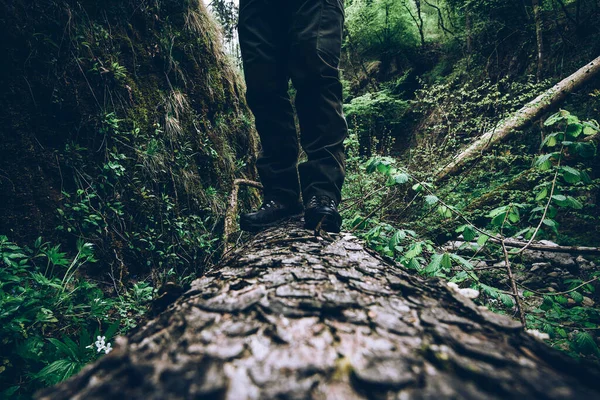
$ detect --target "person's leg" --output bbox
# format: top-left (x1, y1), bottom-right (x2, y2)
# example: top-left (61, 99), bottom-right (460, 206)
top-left (238, 0), bottom-right (301, 206)
top-left (288, 0), bottom-right (347, 206)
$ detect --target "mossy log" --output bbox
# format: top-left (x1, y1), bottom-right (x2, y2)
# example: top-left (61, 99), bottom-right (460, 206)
top-left (38, 221), bottom-right (600, 399)
top-left (435, 55), bottom-right (600, 182)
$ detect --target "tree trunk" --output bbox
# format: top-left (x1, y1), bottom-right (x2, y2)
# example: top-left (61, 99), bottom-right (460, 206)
top-left (434, 55), bottom-right (600, 182)
top-left (38, 222), bottom-right (600, 399)
top-left (532, 0), bottom-right (545, 81)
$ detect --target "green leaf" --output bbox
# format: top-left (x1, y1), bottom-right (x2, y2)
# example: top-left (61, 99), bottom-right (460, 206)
top-left (388, 230), bottom-right (406, 249)
top-left (449, 254), bottom-right (475, 272)
top-left (462, 225), bottom-right (476, 242)
top-left (565, 123), bottom-right (583, 138)
top-left (437, 205), bottom-right (453, 218)
top-left (535, 156), bottom-right (552, 171)
top-left (425, 195), bottom-right (439, 206)
top-left (424, 253), bottom-right (443, 276)
top-left (441, 253), bottom-right (452, 272)
top-left (477, 234), bottom-right (490, 247)
top-left (566, 196), bottom-right (583, 210)
top-left (551, 195), bottom-right (568, 207)
top-left (560, 166), bottom-right (581, 184)
top-left (480, 283), bottom-right (499, 299)
top-left (393, 173), bottom-right (409, 184)
top-left (569, 142), bottom-right (596, 158)
top-left (572, 332), bottom-right (600, 356)
top-left (544, 111), bottom-right (567, 126)
top-left (570, 291), bottom-right (583, 303)
top-left (404, 242), bottom-right (423, 259)
top-left (535, 187), bottom-right (548, 201)
top-left (499, 293), bottom-right (515, 308)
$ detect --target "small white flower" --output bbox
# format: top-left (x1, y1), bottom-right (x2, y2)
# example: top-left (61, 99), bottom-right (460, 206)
top-left (527, 329), bottom-right (550, 341)
top-left (104, 343), bottom-right (113, 354)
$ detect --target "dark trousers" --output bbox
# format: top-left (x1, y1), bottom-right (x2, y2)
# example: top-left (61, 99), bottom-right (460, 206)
top-left (238, 0), bottom-right (347, 205)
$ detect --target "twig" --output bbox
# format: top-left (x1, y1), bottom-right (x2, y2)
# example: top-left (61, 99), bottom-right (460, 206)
top-left (223, 179), bottom-right (263, 252)
top-left (517, 277), bottom-right (598, 297)
top-left (499, 205), bottom-right (526, 326)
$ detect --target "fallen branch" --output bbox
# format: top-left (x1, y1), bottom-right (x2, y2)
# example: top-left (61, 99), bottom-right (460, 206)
top-left (223, 179), bottom-right (263, 252)
top-left (434, 55), bottom-right (600, 182)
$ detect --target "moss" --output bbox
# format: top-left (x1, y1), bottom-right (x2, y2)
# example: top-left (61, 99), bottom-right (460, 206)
top-left (0, 0), bottom-right (258, 278)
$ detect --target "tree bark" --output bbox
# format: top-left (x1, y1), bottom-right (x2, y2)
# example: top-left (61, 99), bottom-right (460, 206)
top-left (434, 55), bottom-right (600, 182)
top-left (532, 0), bottom-right (545, 81)
top-left (38, 222), bottom-right (600, 399)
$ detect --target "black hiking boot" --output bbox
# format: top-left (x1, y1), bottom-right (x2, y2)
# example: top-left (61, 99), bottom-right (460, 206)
top-left (240, 199), bottom-right (303, 233)
top-left (304, 195), bottom-right (342, 233)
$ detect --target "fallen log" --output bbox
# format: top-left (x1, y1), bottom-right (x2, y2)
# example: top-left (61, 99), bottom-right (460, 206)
top-left (435, 55), bottom-right (600, 182)
top-left (38, 222), bottom-right (600, 399)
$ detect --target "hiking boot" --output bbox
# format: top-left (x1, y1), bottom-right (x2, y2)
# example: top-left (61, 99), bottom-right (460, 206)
top-left (240, 199), bottom-right (303, 233)
top-left (304, 195), bottom-right (342, 233)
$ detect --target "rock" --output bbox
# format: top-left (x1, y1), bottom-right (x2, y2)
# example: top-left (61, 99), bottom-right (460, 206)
top-left (530, 262), bottom-right (550, 272)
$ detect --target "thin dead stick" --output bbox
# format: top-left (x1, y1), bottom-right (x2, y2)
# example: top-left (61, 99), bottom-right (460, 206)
top-left (499, 205), bottom-right (526, 326)
top-left (502, 240), bottom-right (526, 326)
top-left (517, 277), bottom-right (598, 297)
top-left (223, 179), bottom-right (263, 252)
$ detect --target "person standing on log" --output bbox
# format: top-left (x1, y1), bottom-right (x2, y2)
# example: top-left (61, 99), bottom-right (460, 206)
top-left (238, 0), bottom-right (347, 233)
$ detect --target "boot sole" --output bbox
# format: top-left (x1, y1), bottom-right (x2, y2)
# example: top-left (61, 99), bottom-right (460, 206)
top-left (240, 212), bottom-right (304, 233)
top-left (304, 209), bottom-right (342, 233)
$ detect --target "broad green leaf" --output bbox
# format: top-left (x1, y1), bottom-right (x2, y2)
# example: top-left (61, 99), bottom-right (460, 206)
top-left (449, 253), bottom-right (474, 271)
top-left (565, 123), bottom-right (583, 138)
top-left (477, 234), bottom-right (490, 247)
top-left (437, 205), bottom-right (453, 218)
top-left (535, 188), bottom-right (548, 201)
top-left (462, 225), bottom-right (476, 242)
top-left (544, 111), bottom-right (566, 126)
top-left (425, 195), bottom-right (439, 206)
top-left (499, 293), bottom-right (515, 308)
top-left (567, 196), bottom-right (583, 210)
top-left (424, 253), bottom-right (443, 276)
top-left (404, 242), bottom-right (423, 259)
top-left (569, 142), bottom-right (596, 158)
top-left (441, 253), bottom-right (452, 272)
top-left (393, 173), bottom-right (409, 184)
top-left (572, 332), bottom-right (600, 356)
top-left (534, 153), bottom-right (553, 171)
top-left (570, 291), bottom-right (583, 303)
top-left (560, 166), bottom-right (581, 184)
top-left (551, 194), bottom-right (568, 206)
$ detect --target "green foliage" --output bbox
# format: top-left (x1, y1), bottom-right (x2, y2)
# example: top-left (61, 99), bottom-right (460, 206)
top-left (0, 236), bottom-right (154, 398)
